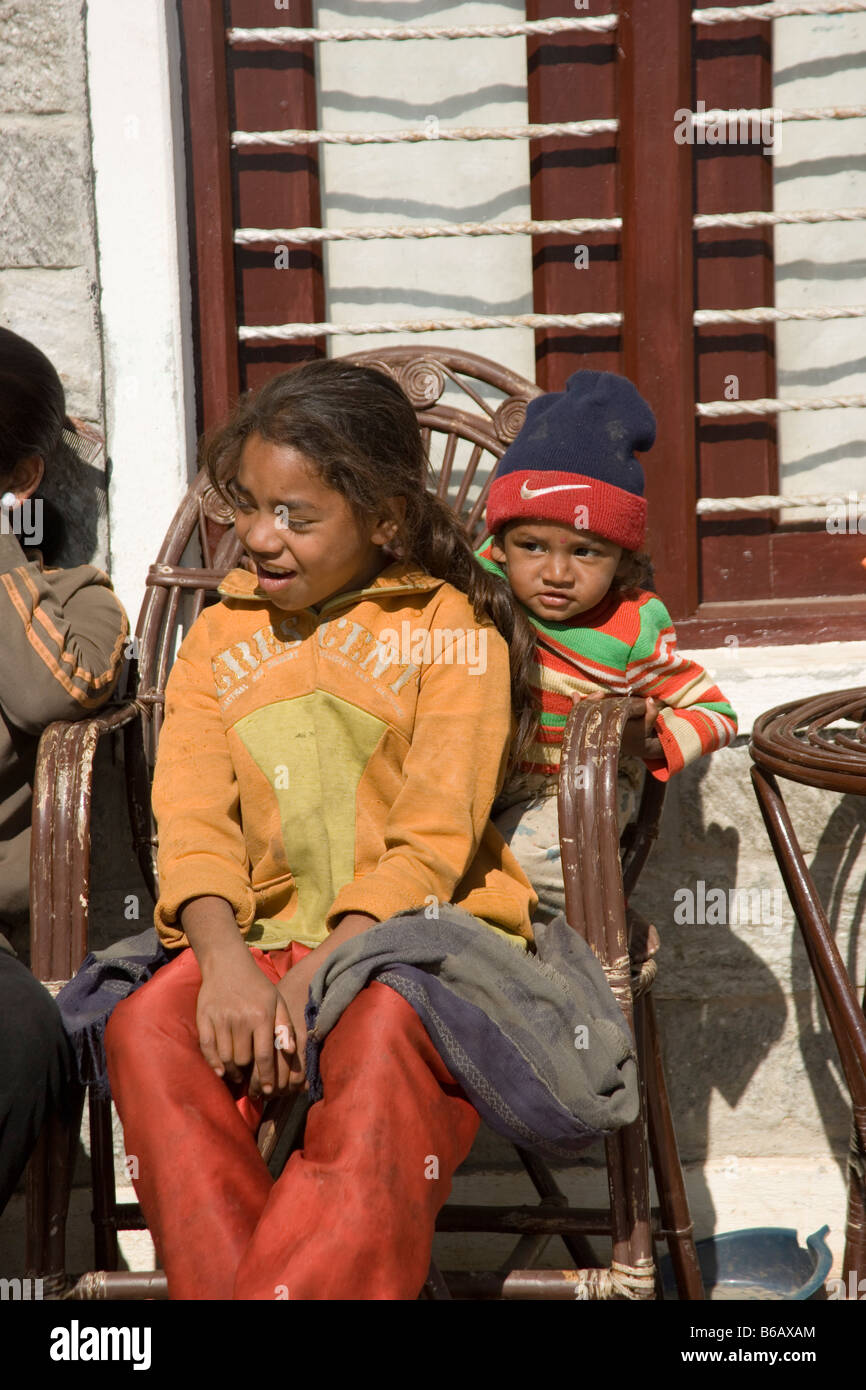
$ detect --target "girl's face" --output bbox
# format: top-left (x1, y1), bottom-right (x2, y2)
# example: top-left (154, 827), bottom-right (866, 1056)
top-left (491, 520), bottom-right (624, 623)
top-left (229, 434), bottom-right (398, 612)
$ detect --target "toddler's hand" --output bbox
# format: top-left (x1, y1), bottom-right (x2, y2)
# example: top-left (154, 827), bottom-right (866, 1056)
top-left (622, 697), bottom-right (661, 757)
top-left (572, 692), bottom-right (663, 757)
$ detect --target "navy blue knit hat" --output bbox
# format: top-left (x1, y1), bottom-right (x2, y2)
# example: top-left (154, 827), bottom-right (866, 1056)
top-left (486, 371), bottom-right (656, 550)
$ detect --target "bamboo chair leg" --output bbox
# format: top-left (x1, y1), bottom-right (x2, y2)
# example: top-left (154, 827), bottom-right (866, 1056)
top-left (25, 1080), bottom-right (85, 1293)
top-left (24, 1128), bottom-right (51, 1279)
top-left (603, 1127), bottom-right (655, 1298)
top-left (89, 1092), bottom-right (121, 1271)
top-left (604, 998), bottom-right (656, 1299)
top-left (421, 1259), bottom-right (453, 1300)
top-left (639, 991), bottom-right (705, 1300)
top-left (848, 976), bottom-right (866, 1283)
top-left (844, 1107), bottom-right (866, 1285)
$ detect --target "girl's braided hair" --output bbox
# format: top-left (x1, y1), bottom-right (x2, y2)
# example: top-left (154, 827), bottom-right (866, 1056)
top-left (202, 357), bottom-right (539, 761)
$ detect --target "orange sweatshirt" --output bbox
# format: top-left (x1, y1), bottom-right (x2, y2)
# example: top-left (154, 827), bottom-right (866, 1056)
top-left (152, 561), bottom-right (537, 951)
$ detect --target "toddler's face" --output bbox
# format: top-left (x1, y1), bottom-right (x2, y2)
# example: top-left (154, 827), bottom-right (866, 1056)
top-left (228, 434), bottom-right (395, 612)
top-left (491, 520), bottom-right (623, 623)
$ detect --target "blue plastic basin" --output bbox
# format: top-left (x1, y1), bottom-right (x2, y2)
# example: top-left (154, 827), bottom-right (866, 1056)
top-left (660, 1226), bottom-right (833, 1301)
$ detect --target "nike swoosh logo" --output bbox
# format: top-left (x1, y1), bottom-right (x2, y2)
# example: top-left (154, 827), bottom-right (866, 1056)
top-left (519, 482), bottom-right (592, 499)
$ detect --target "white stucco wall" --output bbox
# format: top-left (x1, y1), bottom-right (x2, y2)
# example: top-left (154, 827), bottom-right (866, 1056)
top-left (85, 0), bottom-right (196, 628)
top-left (0, 0), bottom-right (107, 569)
top-left (773, 12), bottom-right (866, 514)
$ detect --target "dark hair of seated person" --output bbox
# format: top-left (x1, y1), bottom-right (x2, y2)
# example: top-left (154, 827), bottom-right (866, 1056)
top-left (0, 327), bottom-right (74, 567)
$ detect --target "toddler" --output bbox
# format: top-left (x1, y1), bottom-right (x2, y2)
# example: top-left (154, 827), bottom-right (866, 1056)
top-left (477, 370), bottom-right (738, 924)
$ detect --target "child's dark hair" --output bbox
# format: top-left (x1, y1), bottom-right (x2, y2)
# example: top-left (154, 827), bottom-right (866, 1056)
top-left (202, 358), bottom-right (539, 759)
top-left (0, 327), bottom-right (66, 484)
top-left (0, 327), bottom-right (75, 563)
top-left (613, 549), bottom-right (654, 595)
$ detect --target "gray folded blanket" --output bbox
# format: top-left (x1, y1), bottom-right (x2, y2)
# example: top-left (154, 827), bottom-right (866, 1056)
top-left (304, 904), bottom-right (639, 1163)
top-left (55, 926), bottom-right (170, 1099)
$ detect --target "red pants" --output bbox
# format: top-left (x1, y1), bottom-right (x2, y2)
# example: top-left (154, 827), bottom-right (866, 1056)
top-left (104, 944), bottom-right (480, 1300)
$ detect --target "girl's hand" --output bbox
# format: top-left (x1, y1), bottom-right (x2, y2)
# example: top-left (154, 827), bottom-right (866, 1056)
top-left (266, 911), bottom-right (379, 1096)
top-left (181, 895), bottom-right (295, 1097)
top-left (270, 968), bottom-right (311, 1095)
top-left (195, 953), bottom-right (295, 1097)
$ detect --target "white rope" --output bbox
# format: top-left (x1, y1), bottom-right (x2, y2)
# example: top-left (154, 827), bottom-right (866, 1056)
top-left (238, 312), bottom-right (623, 343)
top-left (237, 206), bottom-right (866, 245)
top-left (698, 393), bottom-right (866, 415)
top-left (695, 304), bottom-right (866, 324)
top-left (235, 217), bottom-right (622, 246)
top-left (232, 120), bottom-right (617, 149)
top-left (694, 206), bottom-right (866, 228)
top-left (232, 105), bottom-right (862, 153)
top-left (239, 305), bottom-right (866, 339)
top-left (694, 1), bottom-right (866, 22)
top-left (697, 492), bottom-right (866, 513)
top-left (691, 104), bottom-right (866, 122)
top-left (573, 1258), bottom-right (657, 1301)
top-left (227, 17), bottom-right (619, 45)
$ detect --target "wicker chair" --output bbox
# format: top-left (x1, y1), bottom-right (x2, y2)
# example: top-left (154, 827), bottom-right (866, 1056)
top-left (750, 689), bottom-right (866, 1288)
top-left (25, 346), bottom-right (703, 1301)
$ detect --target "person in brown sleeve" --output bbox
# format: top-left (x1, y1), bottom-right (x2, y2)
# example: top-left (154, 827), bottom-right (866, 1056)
top-left (0, 327), bottom-right (128, 1215)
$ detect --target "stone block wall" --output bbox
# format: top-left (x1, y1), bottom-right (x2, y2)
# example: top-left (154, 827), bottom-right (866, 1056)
top-left (0, 0), bottom-right (107, 568)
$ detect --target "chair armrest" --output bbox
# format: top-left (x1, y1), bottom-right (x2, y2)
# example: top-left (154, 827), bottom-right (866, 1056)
top-left (558, 696), bottom-right (650, 1026)
top-left (30, 701), bottom-right (144, 982)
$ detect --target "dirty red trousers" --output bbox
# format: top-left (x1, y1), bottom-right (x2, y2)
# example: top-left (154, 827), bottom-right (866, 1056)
top-left (104, 943), bottom-right (480, 1300)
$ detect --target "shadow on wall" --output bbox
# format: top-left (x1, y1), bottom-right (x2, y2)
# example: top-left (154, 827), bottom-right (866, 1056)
top-left (647, 750), bottom-right (787, 1234)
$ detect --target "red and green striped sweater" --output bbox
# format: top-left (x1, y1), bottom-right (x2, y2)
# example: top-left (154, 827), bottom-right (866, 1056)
top-left (477, 541), bottom-right (737, 782)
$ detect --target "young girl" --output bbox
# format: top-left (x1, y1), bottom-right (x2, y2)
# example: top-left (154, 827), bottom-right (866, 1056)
top-left (104, 358), bottom-right (540, 1301)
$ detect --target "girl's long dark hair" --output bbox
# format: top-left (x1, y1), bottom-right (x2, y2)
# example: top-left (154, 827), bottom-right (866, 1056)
top-left (202, 357), bottom-right (538, 761)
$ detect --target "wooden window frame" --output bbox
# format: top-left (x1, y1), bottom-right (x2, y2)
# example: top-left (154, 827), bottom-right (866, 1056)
top-left (179, 0), bottom-right (866, 646)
